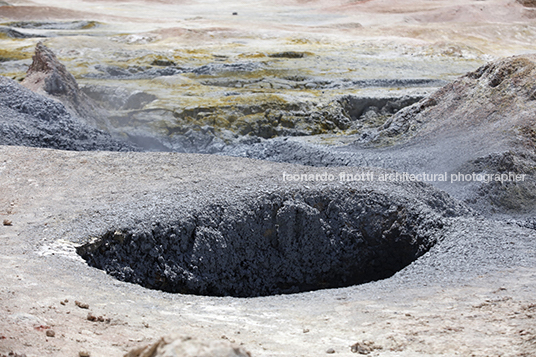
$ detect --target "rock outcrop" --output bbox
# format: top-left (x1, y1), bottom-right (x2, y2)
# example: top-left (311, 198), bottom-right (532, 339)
top-left (376, 55), bottom-right (536, 150)
top-left (21, 42), bottom-right (110, 130)
top-left (0, 76), bottom-right (136, 151)
top-left (364, 55), bottom-right (536, 216)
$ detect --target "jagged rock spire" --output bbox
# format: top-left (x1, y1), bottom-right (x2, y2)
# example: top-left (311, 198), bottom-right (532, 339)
top-left (22, 42), bottom-right (110, 129)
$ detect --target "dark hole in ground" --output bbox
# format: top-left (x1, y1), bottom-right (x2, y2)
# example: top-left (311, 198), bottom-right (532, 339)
top-left (77, 189), bottom-right (444, 297)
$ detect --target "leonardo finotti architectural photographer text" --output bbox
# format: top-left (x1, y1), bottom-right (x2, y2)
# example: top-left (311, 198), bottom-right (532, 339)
top-left (282, 171), bottom-right (527, 184)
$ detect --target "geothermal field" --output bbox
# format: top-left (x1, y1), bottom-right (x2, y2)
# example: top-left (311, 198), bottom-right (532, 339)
top-left (1, 0), bottom-right (536, 356)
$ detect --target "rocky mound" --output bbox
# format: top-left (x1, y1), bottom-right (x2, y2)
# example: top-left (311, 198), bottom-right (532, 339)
top-left (366, 55), bottom-right (536, 216)
top-left (0, 76), bottom-right (136, 151)
top-left (21, 42), bottom-right (111, 130)
top-left (376, 55), bottom-right (536, 150)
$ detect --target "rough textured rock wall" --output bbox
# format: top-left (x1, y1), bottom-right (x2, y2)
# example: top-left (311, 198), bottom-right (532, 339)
top-left (79, 184), bottom-right (468, 297)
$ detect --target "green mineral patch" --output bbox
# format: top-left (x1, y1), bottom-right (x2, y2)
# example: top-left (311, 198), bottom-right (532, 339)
top-left (0, 48), bottom-right (31, 62)
top-left (111, 91), bottom-right (387, 140)
top-left (79, 21), bottom-right (100, 30)
top-left (0, 23), bottom-right (484, 146)
top-left (238, 52), bottom-right (268, 59)
top-left (287, 38), bottom-right (318, 45)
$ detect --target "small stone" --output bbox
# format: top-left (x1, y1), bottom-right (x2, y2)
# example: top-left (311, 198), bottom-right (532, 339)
top-left (75, 301), bottom-right (89, 309)
top-left (351, 342), bottom-right (371, 354)
top-left (79, 351), bottom-right (90, 357)
top-left (303, 328), bottom-right (310, 333)
top-left (87, 313), bottom-right (96, 321)
top-left (3, 219), bottom-right (12, 226)
top-left (97, 316), bottom-right (104, 322)
top-left (326, 348), bottom-right (335, 354)
top-left (45, 330), bottom-right (55, 337)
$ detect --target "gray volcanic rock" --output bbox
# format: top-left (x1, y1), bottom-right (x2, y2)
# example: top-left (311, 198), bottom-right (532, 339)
top-left (1, 144), bottom-right (535, 356)
top-left (0, 76), bottom-right (136, 151)
top-left (0, 26), bottom-right (45, 38)
top-left (21, 42), bottom-right (110, 130)
top-left (456, 151), bottom-right (536, 216)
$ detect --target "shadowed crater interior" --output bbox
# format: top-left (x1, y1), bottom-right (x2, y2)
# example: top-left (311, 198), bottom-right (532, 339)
top-left (77, 188), bottom-right (448, 297)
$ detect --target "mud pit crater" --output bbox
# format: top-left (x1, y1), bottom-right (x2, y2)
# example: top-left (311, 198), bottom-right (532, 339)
top-left (78, 188), bottom-right (446, 297)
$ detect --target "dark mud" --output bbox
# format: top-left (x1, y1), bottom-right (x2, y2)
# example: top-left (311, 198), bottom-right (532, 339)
top-left (78, 185), bottom-right (464, 297)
